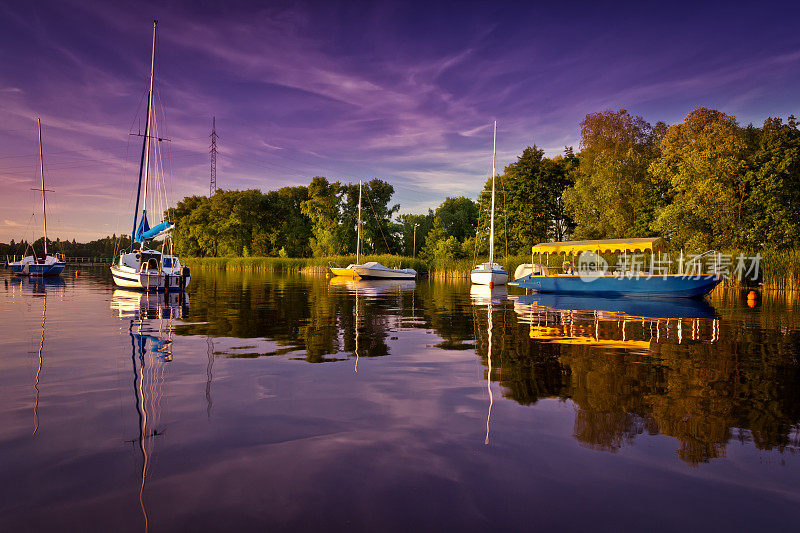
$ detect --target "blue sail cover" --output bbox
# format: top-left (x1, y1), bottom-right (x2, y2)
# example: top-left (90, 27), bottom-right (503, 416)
top-left (134, 211), bottom-right (174, 243)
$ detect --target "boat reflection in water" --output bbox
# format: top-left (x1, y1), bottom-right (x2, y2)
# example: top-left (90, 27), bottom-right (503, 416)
top-left (511, 293), bottom-right (720, 351)
top-left (111, 289), bottom-right (188, 320)
top-left (469, 284), bottom-right (508, 445)
top-left (7, 275), bottom-right (66, 292)
top-left (469, 283), bottom-right (507, 305)
top-left (505, 291), bottom-right (741, 464)
top-left (328, 276), bottom-right (416, 297)
top-left (329, 276), bottom-right (416, 372)
top-left (111, 289), bottom-right (186, 531)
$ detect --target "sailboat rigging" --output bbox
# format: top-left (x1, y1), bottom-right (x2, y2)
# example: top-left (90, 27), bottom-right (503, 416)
top-left (111, 20), bottom-right (190, 291)
top-left (471, 121), bottom-right (508, 287)
top-left (328, 180), bottom-right (417, 280)
top-left (6, 119), bottom-right (65, 277)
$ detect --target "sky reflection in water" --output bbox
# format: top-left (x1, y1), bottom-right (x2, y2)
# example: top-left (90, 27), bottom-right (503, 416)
top-left (1, 269), bottom-right (799, 531)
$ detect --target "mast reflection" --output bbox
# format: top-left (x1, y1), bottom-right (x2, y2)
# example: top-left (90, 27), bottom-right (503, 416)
top-left (7, 277), bottom-right (65, 437)
top-left (112, 290), bottom-right (185, 532)
top-left (470, 285), bottom-right (507, 445)
top-left (33, 292), bottom-right (45, 436)
top-left (25, 278), bottom-right (64, 437)
top-left (329, 276), bottom-right (416, 367)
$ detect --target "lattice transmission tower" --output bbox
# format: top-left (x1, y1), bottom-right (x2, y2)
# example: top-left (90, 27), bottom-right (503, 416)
top-left (209, 116), bottom-right (218, 196)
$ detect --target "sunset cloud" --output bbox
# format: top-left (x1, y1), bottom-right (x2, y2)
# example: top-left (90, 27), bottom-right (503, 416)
top-left (1, 0), bottom-right (799, 241)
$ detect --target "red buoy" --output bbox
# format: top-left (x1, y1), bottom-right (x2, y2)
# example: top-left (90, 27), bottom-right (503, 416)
top-left (75, 270), bottom-right (80, 277)
top-left (489, 281), bottom-right (494, 288)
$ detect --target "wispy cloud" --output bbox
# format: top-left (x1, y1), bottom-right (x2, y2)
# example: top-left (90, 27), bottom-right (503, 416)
top-left (1, 0), bottom-right (799, 241)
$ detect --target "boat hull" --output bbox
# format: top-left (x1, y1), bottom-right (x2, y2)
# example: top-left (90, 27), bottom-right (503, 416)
top-left (329, 263), bottom-right (416, 280)
top-left (111, 266), bottom-right (190, 292)
top-left (8, 258), bottom-right (65, 277)
top-left (352, 266), bottom-right (416, 280)
top-left (509, 274), bottom-right (722, 298)
top-left (329, 267), bottom-right (359, 278)
top-left (470, 269), bottom-right (508, 286)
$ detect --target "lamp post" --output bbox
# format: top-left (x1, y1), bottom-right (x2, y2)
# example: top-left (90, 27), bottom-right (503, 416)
top-left (413, 223), bottom-right (419, 259)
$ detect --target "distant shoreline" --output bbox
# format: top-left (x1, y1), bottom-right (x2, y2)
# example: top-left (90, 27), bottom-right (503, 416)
top-left (180, 252), bottom-right (798, 292)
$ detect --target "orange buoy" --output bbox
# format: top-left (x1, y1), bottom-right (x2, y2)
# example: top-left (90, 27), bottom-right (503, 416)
top-left (747, 290), bottom-right (757, 308)
top-left (75, 270), bottom-right (80, 276)
top-left (489, 281), bottom-right (495, 288)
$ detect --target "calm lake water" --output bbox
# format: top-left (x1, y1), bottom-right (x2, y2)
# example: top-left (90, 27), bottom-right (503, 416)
top-left (2, 268), bottom-right (800, 531)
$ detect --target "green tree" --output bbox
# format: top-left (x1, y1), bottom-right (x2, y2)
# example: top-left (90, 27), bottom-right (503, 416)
top-left (419, 197), bottom-right (477, 261)
top-left (267, 185), bottom-right (313, 257)
top-left (398, 211), bottom-right (435, 257)
top-left (341, 179), bottom-right (399, 255)
top-left (651, 107), bottom-right (750, 250)
top-left (481, 146), bottom-right (576, 254)
top-left (564, 110), bottom-right (666, 240)
top-left (433, 196), bottom-right (478, 242)
top-left (301, 177), bottom-right (344, 256)
top-left (745, 116), bottom-right (800, 249)
top-left (169, 195), bottom-right (210, 256)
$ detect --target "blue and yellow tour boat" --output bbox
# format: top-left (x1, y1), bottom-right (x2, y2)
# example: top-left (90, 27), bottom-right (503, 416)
top-left (509, 238), bottom-right (723, 298)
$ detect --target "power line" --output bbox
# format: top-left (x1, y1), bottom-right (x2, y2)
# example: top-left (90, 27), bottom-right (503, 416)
top-left (210, 117), bottom-right (218, 196)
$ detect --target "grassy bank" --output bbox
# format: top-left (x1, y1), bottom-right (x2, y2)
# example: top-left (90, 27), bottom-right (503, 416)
top-left (183, 250), bottom-right (800, 290)
top-left (182, 254), bottom-right (527, 278)
top-left (760, 249), bottom-right (800, 292)
top-left (184, 255), bottom-right (429, 275)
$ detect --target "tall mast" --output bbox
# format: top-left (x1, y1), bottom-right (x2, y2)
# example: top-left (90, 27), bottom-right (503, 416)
top-left (489, 120), bottom-right (496, 265)
top-left (37, 118), bottom-right (47, 255)
top-left (356, 180), bottom-right (362, 264)
top-left (141, 21), bottom-right (157, 220)
top-left (131, 20), bottom-right (157, 247)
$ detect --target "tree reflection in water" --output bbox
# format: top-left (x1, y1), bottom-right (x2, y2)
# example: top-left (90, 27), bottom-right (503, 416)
top-left (175, 271), bottom-right (800, 467)
top-left (503, 293), bottom-right (800, 466)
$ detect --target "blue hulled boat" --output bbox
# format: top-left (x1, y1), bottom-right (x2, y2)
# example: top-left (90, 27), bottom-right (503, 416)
top-left (6, 119), bottom-right (65, 278)
top-left (509, 238), bottom-right (723, 298)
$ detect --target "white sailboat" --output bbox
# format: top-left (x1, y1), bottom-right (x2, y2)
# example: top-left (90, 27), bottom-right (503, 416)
top-left (471, 121), bottom-right (508, 286)
top-left (6, 119), bottom-right (65, 277)
top-left (111, 21), bottom-right (189, 291)
top-left (328, 180), bottom-right (416, 280)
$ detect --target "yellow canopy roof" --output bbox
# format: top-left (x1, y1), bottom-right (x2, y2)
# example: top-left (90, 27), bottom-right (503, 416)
top-left (532, 237), bottom-right (667, 255)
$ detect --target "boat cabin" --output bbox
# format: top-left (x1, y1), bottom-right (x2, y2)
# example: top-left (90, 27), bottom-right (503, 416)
top-left (118, 249), bottom-right (181, 272)
top-left (527, 237), bottom-right (669, 277)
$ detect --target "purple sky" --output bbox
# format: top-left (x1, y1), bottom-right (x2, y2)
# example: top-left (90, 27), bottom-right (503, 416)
top-left (1, 0), bottom-right (799, 242)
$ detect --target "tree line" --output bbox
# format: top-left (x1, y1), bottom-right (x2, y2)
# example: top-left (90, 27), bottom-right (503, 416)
top-left (166, 178), bottom-right (422, 258)
top-left (438, 106), bottom-right (800, 258)
top-left (0, 235), bottom-right (129, 259)
top-left (4, 106), bottom-right (796, 260)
